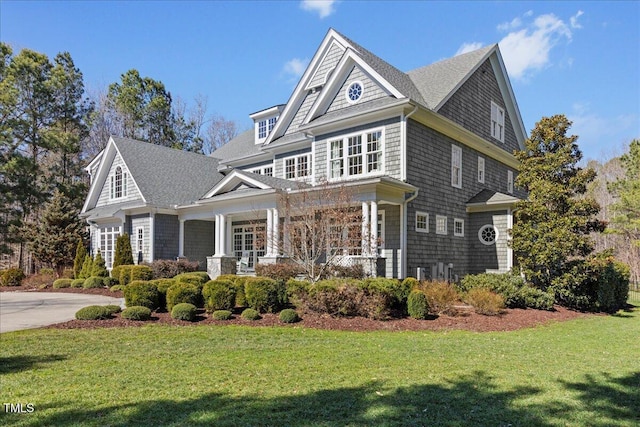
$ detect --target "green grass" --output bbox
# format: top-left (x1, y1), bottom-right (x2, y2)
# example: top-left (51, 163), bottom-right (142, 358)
top-left (1, 305), bottom-right (639, 426)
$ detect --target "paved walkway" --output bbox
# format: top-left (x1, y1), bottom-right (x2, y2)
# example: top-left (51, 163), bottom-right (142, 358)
top-left (0, 292), bottom-right (124, 333)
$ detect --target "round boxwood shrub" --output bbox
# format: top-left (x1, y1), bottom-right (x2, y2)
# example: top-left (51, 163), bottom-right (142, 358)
top-left (244, 277), bottom-right (287, 313)
top-left (71, 278), bottom-right (85, 288)
top-left (102, 277), bottom-right (119, 287)
top-left (279, 308), bottom-right (300, 324)
top-left (124, 281), bottom-right (159, 310)
top-left (121, 306), bottom-right (152, 321)
top-left (75, 305), bottom-right (111, 320)
top-left (202, 279), bottom-right (236, 312)
top-left (166, 282), bottom-right (201, 312)
top-left (175, 271), bottom-right (210, 282)
top-left (110, 284), bottom-right (124, 292)
top-left (171, 303), bottom-right (197, 321)
top-left (212, 310), bottom-right (233, 320)
top-left (129, 265), bottom-right (153, 282)
top-left (1, 268), bottom-right (25, 286)
top-left (83, 276), bottom-right (105, 289)
top-left (241, 308), bottom-right (261, 321)
top-left (407, 289), bottom-right (429, 320)
top-left (153, 278), bottom-right (177, 310)
top-left (53, 278), bottom-right (73, 289)
top-left (104, 304), bottom-right (122, 315)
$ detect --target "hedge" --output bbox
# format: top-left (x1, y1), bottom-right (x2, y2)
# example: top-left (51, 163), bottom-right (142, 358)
top-left (202, 279), bottom-right (237, 312)
top-left (166, 282), bottom-right (201, 312)
top-left (124, 281), bottom-right (159, 310)
top-left (244, 276), bottom-right (287, 313)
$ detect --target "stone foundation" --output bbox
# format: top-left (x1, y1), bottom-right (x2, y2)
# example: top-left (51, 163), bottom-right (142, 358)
top-left (206, 255), bottom-right (237, 279)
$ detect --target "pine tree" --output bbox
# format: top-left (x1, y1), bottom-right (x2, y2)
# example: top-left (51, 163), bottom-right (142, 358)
top-left (73, 239), bottom-right (87, 279)
top-left (91, 251), bottom-right (108, 277)
top-left (511, 115), bottom-right (605, 289)
top-left (113, 233), bottom-right (134, 268)
top-left (608, 139), bottom-right (640, 247)
top-left (79, 254), bottom-right (93, 279)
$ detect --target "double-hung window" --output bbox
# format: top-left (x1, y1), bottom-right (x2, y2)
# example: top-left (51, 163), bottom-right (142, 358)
top-left (328, 128), bottom-right (384, 180)
top-left (258, 120), bottom-right (267, 139)
top-left (284, 154), bottom-right (311, 180)
top-left (110, 166), bottom-right (127, 200)
top-left (491, 101), bottom-right (505, 142)
top-left (507, 170), bottom-right (514, 194)
top-left (477, 156), bottom-right (485, 183)
top-left (416, 212), bottom-right (429, 233)
top-left (451, 145), bottom-right (462, 188)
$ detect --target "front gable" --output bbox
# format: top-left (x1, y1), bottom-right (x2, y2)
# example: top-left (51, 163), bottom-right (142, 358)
top-left (202, 170), bottom-right (271, 199)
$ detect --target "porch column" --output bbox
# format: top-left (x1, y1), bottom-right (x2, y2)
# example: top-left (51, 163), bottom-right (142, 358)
top-left (362, 201), bottom-right (370, 256)
top-left (266, 208), bottom-right (273, 256)
top-left (178, 219), bottom-right (185, 257)
top-left (218, 214), bottom-right (227, 256)
top-left (149, 213), bottom-right (155, 262)
top-left (214, 214), bottom-right (219, 255)
top-left (272, 208), bottom-right (279, 256)
top-left (370, 201), bottom-right (378, 255)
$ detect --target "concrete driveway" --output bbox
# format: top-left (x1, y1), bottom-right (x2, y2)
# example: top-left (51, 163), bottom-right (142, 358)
top-left (0, 292), bottom-right (124, 333)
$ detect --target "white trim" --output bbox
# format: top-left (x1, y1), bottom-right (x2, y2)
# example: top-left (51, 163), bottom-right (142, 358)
top-left (491, 100), bottom-right (505, 143)
top-left (478, 224), bottom-right (498, 245)
top-left (415, 211), bottom-right (429, 233)
top-left (345, 80), bottom-right (364, 104)
top-left (283, 153), bottom-right (312, 181)
top-left (507, 170), bottom-right (514, 194)
top-left (451, 144), bottom-right (462, 189)
top-left (148, 213), bottom-right (155, 261)
top-left (453, 218), bottom-right (465, 237)
top-left (327, 127), bottom-right (385, 181)
top-left (203, 169), bottom-right (271, 199)
top-left (435, 215), bottom-right (447, 235)
top-left (477, 156), bottom-right (485, 184)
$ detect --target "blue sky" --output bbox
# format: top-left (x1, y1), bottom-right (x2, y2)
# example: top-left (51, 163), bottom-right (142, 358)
top-left (1, 1), bottom-right (638, 161)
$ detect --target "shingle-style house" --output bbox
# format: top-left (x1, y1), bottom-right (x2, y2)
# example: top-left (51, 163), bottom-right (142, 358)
top-left (81, 29), bottom-right (526, 280)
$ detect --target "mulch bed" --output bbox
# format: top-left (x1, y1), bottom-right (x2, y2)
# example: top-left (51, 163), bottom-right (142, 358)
top-left (1, 284), bottom-right (592, 333)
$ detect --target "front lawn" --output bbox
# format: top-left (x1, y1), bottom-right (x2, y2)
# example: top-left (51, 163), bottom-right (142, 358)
top-left (1, 305), bottom-right (638, 426)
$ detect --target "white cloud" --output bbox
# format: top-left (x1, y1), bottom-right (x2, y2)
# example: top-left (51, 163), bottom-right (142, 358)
top-left (570, 10), bottom-right (584, 29)
top-left (455, 42), bottom-right (484, 56)
top-left (497, 17), bottom-right (522, 32)
top-left (300, 0), bottom-right (337, 19)
top-left (497, 11), bottom-right (580, 81)
top-left (283, 58), bottom-right (309, 79)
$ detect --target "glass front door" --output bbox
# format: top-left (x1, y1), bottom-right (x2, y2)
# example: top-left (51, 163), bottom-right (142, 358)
top-left (232, 225), bottom-right (266, 270)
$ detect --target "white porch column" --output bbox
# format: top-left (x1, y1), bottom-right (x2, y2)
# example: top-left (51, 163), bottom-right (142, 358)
top-left (226, 219), bottom-right (232, 257)
top-left (266, 208), bottom-right (273, 256)
top-left (272, 208), bottom-right (279, 256)
top-left (178, 219), bottom-right (185, 257)
top-left (362, 202), bottom-right (370, 256)
top-left (214, 214), bottom-right (220, 255)
top-left (218, 214), bottom-right (227, 256)
top-left (370, 200), bottom-right (378, 255)
top-left (149, 213), bottom-right (155, 262)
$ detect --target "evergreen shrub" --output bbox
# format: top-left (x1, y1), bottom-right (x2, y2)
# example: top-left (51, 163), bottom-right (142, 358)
top-left (91, 252), bottom-right (108, 277)
top-left (104, 304), bottom-right (122, 315)
top-left (129, 265), bottom-right (153, 282)
top-left (113, 234), bottom-right (134, 268)
top-left (1, 268), bottom-right (25, 286)
top-left (121, 306), bottom-right (152, 321)
top-left (73, 240), bottom-right (87, 279)
top-left (53, 278), bottom-right (73, 289)
top-left (460, 273), bottom-right (554, 310)
top-left (102, 277), bottom-right (119, 287)
top-left (79, 255), bottom-right (93, 280)
top-left (279, 308), bottom-right (300, 323)
top-left (152, 278), bottom-right (177, 310)
top-left (241, 308), bottom-right (261, 321)
top-left (171, 303), bottom-right (197, 321)
top-left (71, 279), bottom-right (85, 288)
top-left (75, 305), bottom-right (111, 320)
top-left (83, 276), bottom-right (104, 289)
top-left (110, 285), bottom-right (124, 292)
top-left (166, 282), bottom-right (200, 312)
top-left (244, 276), bottom-right (287, 313)
top-left (212, 310), bottom-right (233, 320)
top-left (407, 289), bottom-right (429, 320)
top-left (202, 279), bottom-right (236, 312)
top-left (124, 281), bottom-right (159, 310)
top-left (118, 265), bottom-right (135, 286)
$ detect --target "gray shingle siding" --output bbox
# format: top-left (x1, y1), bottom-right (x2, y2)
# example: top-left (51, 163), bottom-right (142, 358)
top-left (437, 60), bottom-right (520, 156)
top-left (308, 41), bottom-right (345, 89)
top-left (468, 210), bottom-right (509, 274)
top-left (184, 220), bottom-right (214, 269)
top-left (127, 214), bottom-right (151, 263)
top-left (380, 204), bottom-right (401, 278)
top-left (327, 67), bottom-right (391, 113)
top-left (286, 91), bottom-right (320, 135)
top-left (154, 214), bottom-right (179, 261)
top-left (96, 153), bottom-right (142, 207)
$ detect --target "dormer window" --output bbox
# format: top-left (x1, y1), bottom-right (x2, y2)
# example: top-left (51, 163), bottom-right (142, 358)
top-left (250, 105), bottom-right (285, 145)
top-left (258, 120), bottom-right (267, 139)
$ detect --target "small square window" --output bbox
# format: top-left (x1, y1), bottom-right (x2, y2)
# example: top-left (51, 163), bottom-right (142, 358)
top-left (416, 212), bottom-right (429, 233)
top-left (436, 215), bottom-right (447, 235)
top-left (454, 219), bottom-right (464, 237)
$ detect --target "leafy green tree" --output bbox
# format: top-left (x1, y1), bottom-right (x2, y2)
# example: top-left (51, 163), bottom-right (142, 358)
top-left (113, 233), bottom-right (134, 268)
top-left (79, 254), bottom-right (93, 280)
top-left (73, 239), bottom-right (87, 279)
top-left (91, 251), bottom-right (108, 277)
top-left (21, 190), bottom-right (87, 277)
top-left (511, 115), bottom-right (605, 289)
top-left (608, 139), bottom-right (640, 246)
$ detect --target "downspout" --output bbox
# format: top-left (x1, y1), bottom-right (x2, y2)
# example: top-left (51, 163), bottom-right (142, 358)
top-left (400, 189), bottom-right (419, 279)
top-left (400, 104), bottom-right (419, 182)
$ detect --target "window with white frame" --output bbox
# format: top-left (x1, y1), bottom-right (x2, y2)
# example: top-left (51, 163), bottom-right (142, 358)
top-left (248, 165), bottom-right (273, 176)
top-left (491, 101), bottom-right (505, 142)
top-left (136, 227), bottom-right (144, 260)
top-left (507, 170), bottom-right (514, 194)
top-left (268, 117), bottom-right (277, 133)
top-left (454, 218), bottom-right (464, 237)
top-left (451, 145), bottom-right (462, 188)
top-left (436, 215), bottom-right (447, 235)
top-left (110, 166), bottom-right (128, 200)
top-left (328, 129), bottom-right (384, 180)
top-left (99, 226), bottom-right (120, 269)
top-left (284, 154), bottom-right (311, 180)
top-left (416, 212), bottom-right (429, 233)
top-left (258, 120), bottom-right (267, 139)
top-left (478, 156), bottom-right (485, 183)
top-left (479, 224), bottom-right (498, 245)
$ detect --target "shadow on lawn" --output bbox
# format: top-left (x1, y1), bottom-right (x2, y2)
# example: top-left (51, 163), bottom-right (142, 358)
top-left (0, 354), bottom-right (67, 375)
top-left (7, 370), bottom-right (636, 427)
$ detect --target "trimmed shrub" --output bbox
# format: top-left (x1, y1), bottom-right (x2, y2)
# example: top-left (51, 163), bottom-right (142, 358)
top-left (244, 276), bottom-right (287, 313)
top-left (166, 282), bottom-right (200, 312)
top-left (202, 279), bottom-right (237, 312)
top-left (152, 278), bottom-right (177, 310)
top-left (83, 276), bottom-right (105, 289)
top-left (75, 305), bottom-right (111, 320)
top-left (171, 303), bottom-right (197, 321)
top-left (53, 278), bottom-right (73, 289)
top-left (121, 306), bottom-right (152, 321)
top-left (465, 288), bottom-right (505, 316)
top-left (401, 277), bottom-right (420, 291)
top-left (285, 278), bottom-right (311, 307)
top-left (110, 285), bottom-right (124, 292)
top-left (91, 252), bottom-right (109, 277)
top-left (124, 281), bottom-right (159, 310)
top-left (129, 265), bottom-right (153, 282)
top-left (422, 281), bottom-right (459, 315)
top-left (175, 271), bottom-right (209, 284)
top-left (255, 263), bottom-right (302, 282)
top-left (73, 240), bottom-right (87, 279)
top-left (460, 272), bottom-right (554, 311)
top-left (362, 277), bottom-right (410, 309)
top-left (1, 268), bottom-right (25, 286)
top-left (104, 304), bottom-right (122, 315)
top-left (241, 308), bottom-right (261, 321)
top-left (145, 259), bottom-right (200, 279)
top-left (110, 265), bottom-right (123, 283)
top-left (407, 289), bottom-right (429, 320)
top-left (71, 278), bottom-right (85, 288)
top-left (212, 310), bottom-right (233, 320)
top-left (118, 265), bottom-right (135, 286)
top-left (300, 279), bottom-right (391, 320)
top-left (102, 277), bottom-right (119, 287)
top-left (279, 308), bottom-right (300, 323)
top-left (79, 255), bottom-right (93, 280)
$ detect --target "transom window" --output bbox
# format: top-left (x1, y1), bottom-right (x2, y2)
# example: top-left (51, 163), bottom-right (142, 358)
top-left (284, 154), bottom-right (311, 180)
top-left (479, 224), bottom-right (498, 245)
top-left (329, 129), bottom-right (384, 180)
top-left (416, 212), bottom-right (429, 233)
top-left (346, 81), bottom-right (363, 103)
top-left (491, 101), bottom-right (505, 142)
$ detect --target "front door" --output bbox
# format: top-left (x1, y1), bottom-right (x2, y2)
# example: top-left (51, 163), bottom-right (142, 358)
top-left (232, 225), bottom-right (266, 270)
